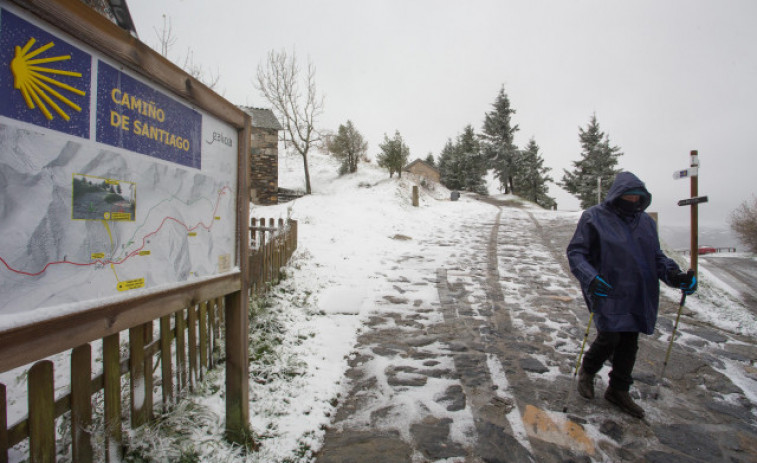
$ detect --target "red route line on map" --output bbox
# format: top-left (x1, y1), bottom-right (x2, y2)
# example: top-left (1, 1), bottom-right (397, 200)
top-left (0, 186), bottom-right (231, 277)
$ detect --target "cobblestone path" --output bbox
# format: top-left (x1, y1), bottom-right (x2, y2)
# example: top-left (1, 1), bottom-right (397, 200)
top-left (316, 200), bottom-right (757, 462)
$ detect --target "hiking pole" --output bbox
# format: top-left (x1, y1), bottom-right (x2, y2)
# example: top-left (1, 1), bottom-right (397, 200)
top-left (654, 291), bottom-right (686, 400)
top-left (563, 311), bottom-right (594, 413)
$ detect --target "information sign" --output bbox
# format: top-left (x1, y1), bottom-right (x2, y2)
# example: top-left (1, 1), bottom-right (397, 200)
top-left (0, 5), bottom-right (239, 319)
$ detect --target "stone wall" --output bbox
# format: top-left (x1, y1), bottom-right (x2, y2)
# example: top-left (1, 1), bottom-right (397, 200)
top-left (250, 127), bottom-right (278, 205)
top-left (407, 162), bottom-right (441, 183)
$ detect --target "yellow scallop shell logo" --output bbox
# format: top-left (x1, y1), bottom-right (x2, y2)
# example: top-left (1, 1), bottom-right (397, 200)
top-left (9, 37), bottom-right (86, 121)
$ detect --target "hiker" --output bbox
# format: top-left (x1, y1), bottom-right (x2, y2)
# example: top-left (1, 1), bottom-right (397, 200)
top-left (566, 171), bottom-right (697, 418)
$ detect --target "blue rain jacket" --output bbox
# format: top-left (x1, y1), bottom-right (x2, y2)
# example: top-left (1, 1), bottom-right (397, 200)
top-left (566, 172), bottom-right (681, 334)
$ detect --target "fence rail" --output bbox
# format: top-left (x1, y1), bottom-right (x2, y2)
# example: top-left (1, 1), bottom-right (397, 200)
top-left (0, 218), bottom-right (297, 462)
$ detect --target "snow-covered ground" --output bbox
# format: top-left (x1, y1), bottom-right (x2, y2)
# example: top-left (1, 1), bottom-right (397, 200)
top-left (2, 152), bottom-right (755, 462)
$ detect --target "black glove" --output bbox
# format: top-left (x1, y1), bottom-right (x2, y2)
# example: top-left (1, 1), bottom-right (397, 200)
top-left (670, 269), bottom-right (697, 295)
top-left (588, 275), bottom-right (613, 297)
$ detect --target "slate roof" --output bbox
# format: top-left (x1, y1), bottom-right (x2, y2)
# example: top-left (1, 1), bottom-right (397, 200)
top-left (239, 106), bottom-right (283, 130)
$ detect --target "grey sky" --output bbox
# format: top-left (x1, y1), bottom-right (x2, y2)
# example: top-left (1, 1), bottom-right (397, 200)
top-left (129, 0), bottom-right (757, 227)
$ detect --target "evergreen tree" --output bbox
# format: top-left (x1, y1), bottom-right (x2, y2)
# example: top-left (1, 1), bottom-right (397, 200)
top-left (519, 138), bottom-right (556, 209)
top-left (328, 120), bottom-right (368, 175)
top-left (560, 114), bottom-right (623, 209)
top-left (377, 131), bottom-right (410, 178)
top-left (481, 86), bottom-right (519, 194)
top-left (457, 125), bottom-right (488, 195)
top-left (438, 139), bottom-right (461, 189)
top-left (438, 126), bottom-right (487, 194)
top-left (424, 153), bottom-right (436, 167)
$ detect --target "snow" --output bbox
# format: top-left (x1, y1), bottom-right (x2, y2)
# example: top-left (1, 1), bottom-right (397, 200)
top-left (2, 150), bottom-right (756, 461)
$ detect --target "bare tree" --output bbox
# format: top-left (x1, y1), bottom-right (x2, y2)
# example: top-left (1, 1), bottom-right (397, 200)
top-left (154, 15), bottom-right (177, 58)
top-left (729, 196), bottom-right (757, 253)
top-left (153, 15), bottom-right (220, 91)
top-left (256, 48), bottom-right (324, 194)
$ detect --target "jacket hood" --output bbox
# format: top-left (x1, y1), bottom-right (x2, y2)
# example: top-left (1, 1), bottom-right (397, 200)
top-left (604, 171), bottom-right (651, 212)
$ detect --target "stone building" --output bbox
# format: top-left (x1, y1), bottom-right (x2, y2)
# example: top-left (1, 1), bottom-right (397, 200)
top-left (241, 107), bottom-right (282, 205)
top-left (404, 158), bottom-right (441, 184)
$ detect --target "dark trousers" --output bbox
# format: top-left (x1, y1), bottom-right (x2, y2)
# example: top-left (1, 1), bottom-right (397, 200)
top-left (581, 331), bottom-right (639, 391)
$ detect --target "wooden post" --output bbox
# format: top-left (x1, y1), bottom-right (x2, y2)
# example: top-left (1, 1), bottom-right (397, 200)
top-left (269, 218), bottom-right (276, 285)
top-left (143, 321), bottom-right (153, 422)
top-left (214, 297), bottom-right (223, 343)
top-left (250, 217), bottom-right (257, 249)
top-left (187, 305), bottom-right (198, 390)
top-left (690, 150), bottom-right (699, 276)
top-left (160, 315), bottom-right (174, 410)
top-left (103, 333), bottom-right (122, 462)
top-left (1, 383), bottom-right (8, 463)
top-left (225, 290), bottom-right (251, 444)
top-left (207, 301), bottom-right (215, 369)
top-left (175, 309), bottom-right (187, 392)
top-left (129, 325), bottom-right (147, 428)
top-left (28, 361), bottom-right (55, 463)
top-left (258, 217), bottom-right (266, 293)
top-left (71, 345), bottom-right (93, 463)
top-left (412, 185), bottom-right (419, 207)
top-left (217, 297), bottom-right (225, 330)
top-left (199, 301), bottom-right (208, 379)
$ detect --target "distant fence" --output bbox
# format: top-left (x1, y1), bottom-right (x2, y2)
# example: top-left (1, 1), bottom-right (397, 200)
top-left (678, 247), bottom-right (737, 255)
top-left (0, 218), bottom-right (297, 462)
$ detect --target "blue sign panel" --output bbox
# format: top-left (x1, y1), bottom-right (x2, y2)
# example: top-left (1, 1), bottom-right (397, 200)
top-left (0, 9), bottom-right (91, 139)
top-left (96, 61), bottom-right (202, 169)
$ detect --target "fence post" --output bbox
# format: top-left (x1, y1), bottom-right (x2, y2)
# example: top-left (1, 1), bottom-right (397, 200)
top-left (199, 301), bottom-right (208, 379)
top-left (103, 333), bottom-right (122, 462)
top-left (129, 325), bottom-right (147, 428)
top-left (1, 383), bottom-right (8, 463)
top-left (175, 309), bottom-right (187, 392)
top-left (28, 361), bottom-right (55, 463)
top-left (250, 217), bottom-right (257, 248)
top-left (187, 305), bottom-right (198, 390)
top-left (269, 218), bottom-right (276, 285)
top-left (207, 301), bottom-right (215, 369)
top-left (144, 321), bottom-right (153, 422)
top-left (71, 345), bottom-right (93, 463)
top-left (258, 217), bottom-right (266, 293)
top-left (160, 315), bottom-right (174, 410)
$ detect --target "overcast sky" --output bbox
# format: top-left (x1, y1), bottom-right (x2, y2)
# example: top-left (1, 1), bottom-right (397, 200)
top-left (128, 0), bottom-right (756, 228)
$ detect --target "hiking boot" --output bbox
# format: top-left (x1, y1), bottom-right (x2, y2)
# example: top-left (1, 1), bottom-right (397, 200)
top-left (604, 387), bottom-right (645, 418)
top-left (577, 368), bottom-right (595, 399)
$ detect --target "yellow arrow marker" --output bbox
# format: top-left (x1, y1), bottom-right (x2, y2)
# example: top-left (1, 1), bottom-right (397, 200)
top-left (522, 404), bottom-right (594, 456)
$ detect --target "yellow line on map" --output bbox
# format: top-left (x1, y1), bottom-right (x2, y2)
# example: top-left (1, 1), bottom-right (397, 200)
top-left (101, 220), bottom-right (120, 281)
top-left (101, 219), bottom-right (114, 252)
top-left (110, 263), bottom-right (121, 282)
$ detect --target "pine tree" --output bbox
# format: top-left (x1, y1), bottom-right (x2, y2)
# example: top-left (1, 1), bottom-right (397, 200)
top-left (328, 120), bottom-right (368, 175)
top-left (425, 153), bottom-right (436, 167)
top-left (438, 139), bottom-right (461, 189)
top-left (377, 131), bottom-right (410, 178)
top-left (481, 86), bottom-right (519, 194)
top-left (457, 125), bottom-right (487, 195)
top-left (438, 126), bottom-right (487, 194)
top-left (519, 138), bottom-right (556, 209)
top-left (560, 114), bottom-right (623, 209)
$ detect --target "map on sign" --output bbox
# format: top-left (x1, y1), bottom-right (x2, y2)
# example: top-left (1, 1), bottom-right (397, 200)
top-left (0, 6), bottom-right (239, 319)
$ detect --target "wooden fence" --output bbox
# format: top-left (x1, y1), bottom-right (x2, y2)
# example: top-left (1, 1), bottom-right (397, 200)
top-left (0, 219), bottom-right (297, 462)
top-left (249, 218), bottom-right (299, 295)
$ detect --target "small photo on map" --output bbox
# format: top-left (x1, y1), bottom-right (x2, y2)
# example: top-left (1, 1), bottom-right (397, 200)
top-left (72, 174), bottom-right (136, 221)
